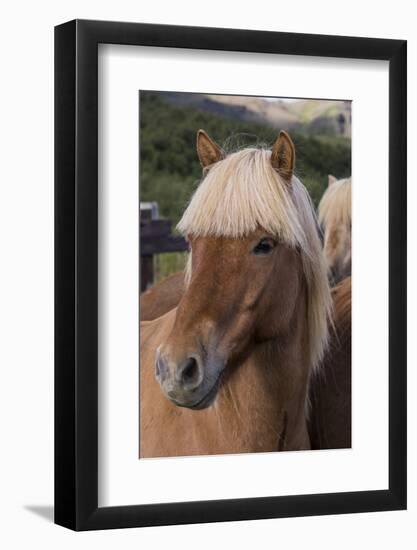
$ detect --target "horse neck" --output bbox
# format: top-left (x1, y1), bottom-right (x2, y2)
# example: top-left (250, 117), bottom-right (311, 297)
top-left (225, 286), bottom-right (312, 451)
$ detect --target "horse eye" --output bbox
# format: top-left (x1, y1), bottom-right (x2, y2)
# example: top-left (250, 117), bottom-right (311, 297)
top-left (253, 238), bottom-right (276, 255)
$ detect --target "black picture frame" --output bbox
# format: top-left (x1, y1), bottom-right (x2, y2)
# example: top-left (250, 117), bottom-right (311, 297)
top-left (55, 19), bottom-right (407, 531)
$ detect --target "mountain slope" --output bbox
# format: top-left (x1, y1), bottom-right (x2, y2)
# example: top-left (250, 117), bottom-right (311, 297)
top-left (158, 91), bottom-right (351, 136)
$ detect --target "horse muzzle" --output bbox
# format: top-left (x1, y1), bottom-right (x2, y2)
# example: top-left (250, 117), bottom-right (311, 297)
top-left (155, 349), bottom-right (224, 409)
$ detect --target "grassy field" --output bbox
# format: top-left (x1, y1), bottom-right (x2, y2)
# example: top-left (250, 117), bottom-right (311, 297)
top-left (154, 252), bottom-right (188, 284)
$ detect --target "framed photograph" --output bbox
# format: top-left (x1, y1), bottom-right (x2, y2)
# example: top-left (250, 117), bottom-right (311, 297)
top-left (55, 19), bottom-right (406, 530)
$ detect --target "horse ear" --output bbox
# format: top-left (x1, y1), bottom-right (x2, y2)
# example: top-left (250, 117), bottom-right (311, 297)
top-left (328, 174), bottom-right (337, 186)
top-left (196, 129), bottom-right (224, 169)
top-left (271, 131), bottom-right (295, 182)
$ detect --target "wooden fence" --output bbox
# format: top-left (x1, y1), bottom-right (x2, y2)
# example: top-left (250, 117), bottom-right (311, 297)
top-left (140, 202), bottom-right (188, 291)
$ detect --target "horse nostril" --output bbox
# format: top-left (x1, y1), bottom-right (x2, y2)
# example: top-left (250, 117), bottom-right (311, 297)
top-left (179, 357), bottom-right (201, 388)
top-left (182, 357), bottom-right (198, 381)
top-left (155, 354), bottom-right (168, 381)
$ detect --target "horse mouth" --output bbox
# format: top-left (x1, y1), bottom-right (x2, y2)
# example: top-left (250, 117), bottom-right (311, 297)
top-left (172, 370), bottom-right (224, 410)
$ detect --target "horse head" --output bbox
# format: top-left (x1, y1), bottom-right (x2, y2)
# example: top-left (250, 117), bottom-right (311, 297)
top-left (155, 131), bottom-right (331, 410)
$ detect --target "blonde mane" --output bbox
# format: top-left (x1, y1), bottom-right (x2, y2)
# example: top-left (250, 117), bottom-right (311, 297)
top-left (318, 177), bottom-right (352, 229)
top-left (177, 147), bottom-right (332, 371)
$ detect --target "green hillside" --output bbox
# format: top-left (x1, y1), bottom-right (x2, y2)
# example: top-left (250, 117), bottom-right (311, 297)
top-left (140, 91), bottom-right (351, 228)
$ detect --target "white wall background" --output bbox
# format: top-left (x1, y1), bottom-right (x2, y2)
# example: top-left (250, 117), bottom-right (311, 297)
top-left (0, 1), bottom-right (414, 548)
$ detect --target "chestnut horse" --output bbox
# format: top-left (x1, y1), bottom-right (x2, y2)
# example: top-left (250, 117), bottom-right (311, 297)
top-left (318, 175), bottom-right (351, 285)
top-left (140, 130), bottom-right (332, 458)
top-left (140, 274), bottom-right (351, 450)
